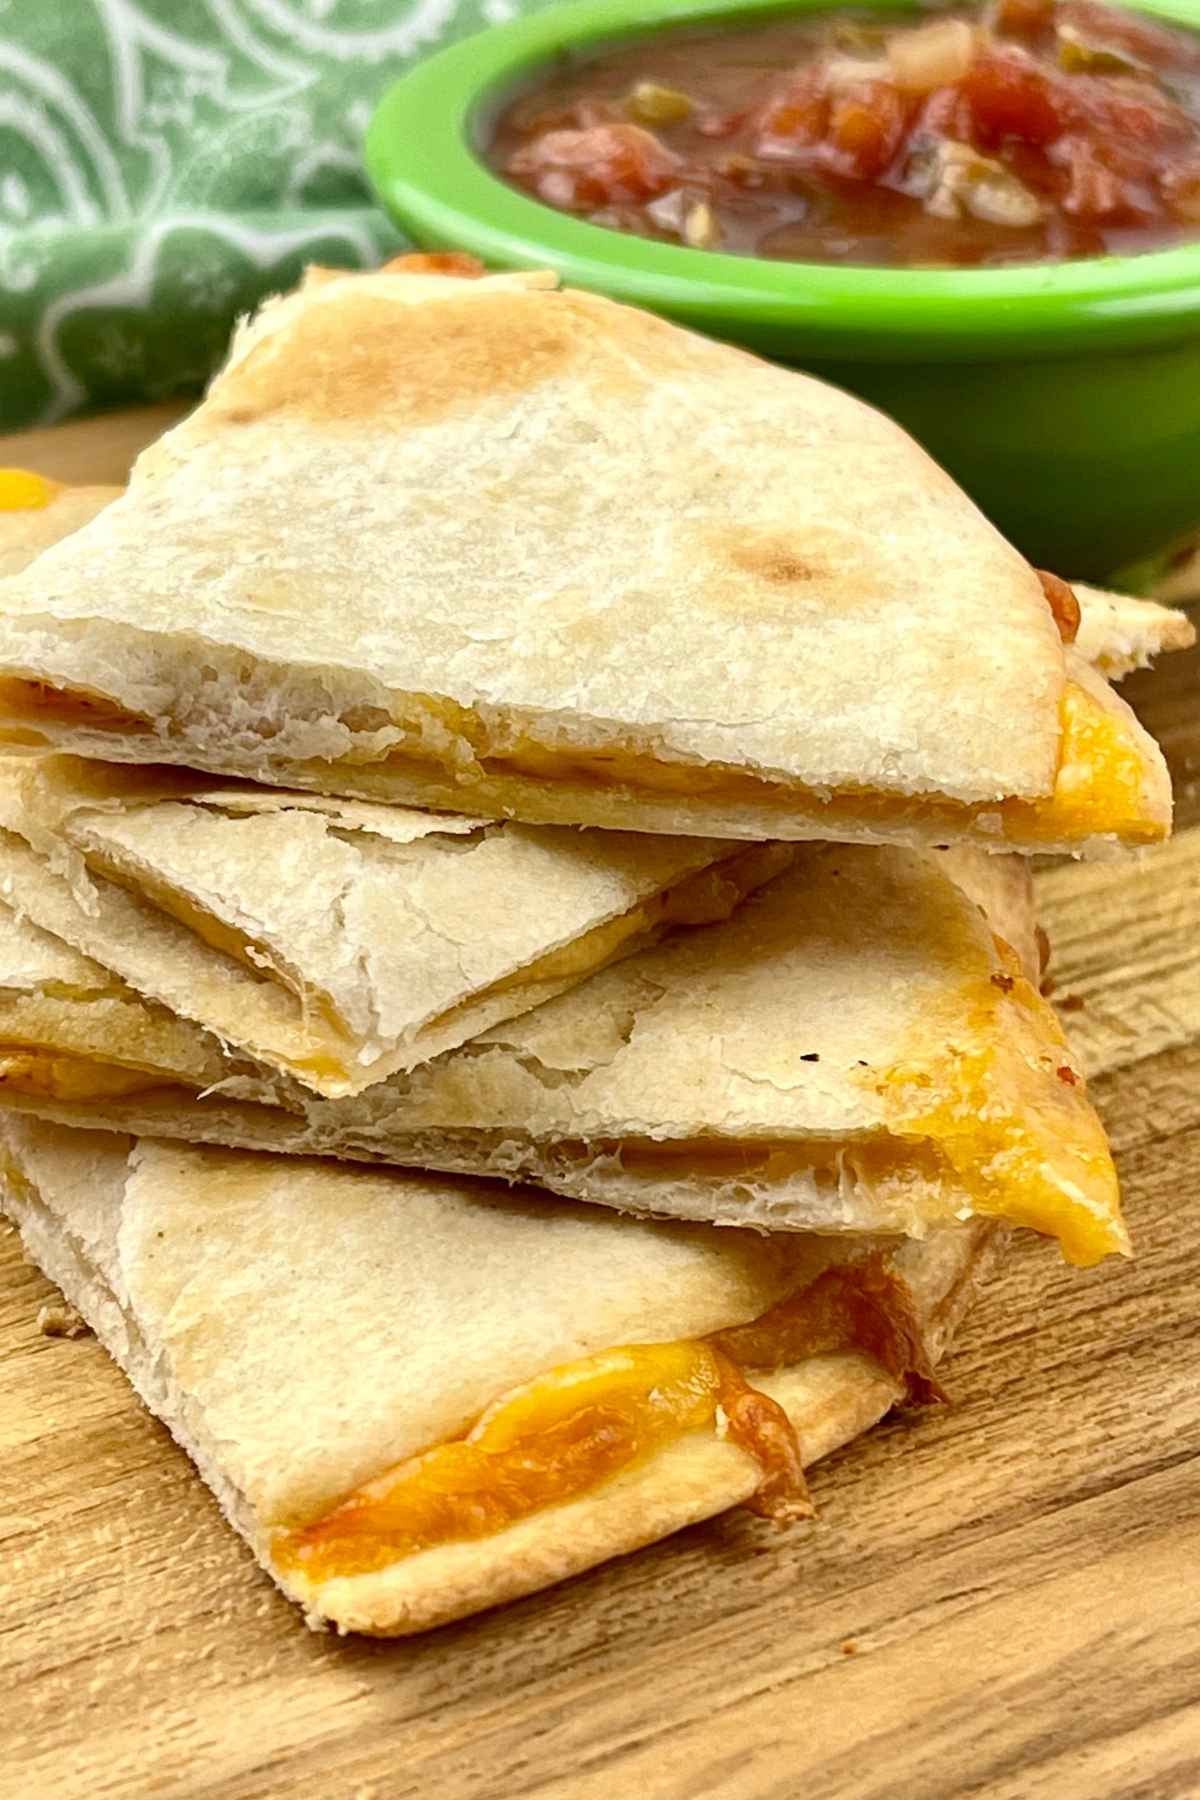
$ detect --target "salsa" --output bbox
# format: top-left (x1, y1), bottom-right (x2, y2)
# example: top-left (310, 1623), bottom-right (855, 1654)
top-left (487, 0), bottom-right (1200, 266)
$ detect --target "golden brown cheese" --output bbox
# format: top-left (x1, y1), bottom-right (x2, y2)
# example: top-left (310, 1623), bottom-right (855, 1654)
top-left (272, 1251), bottom-right (939, 1585)
top-left (1036, 570), bottom-right (1080, 646)
top-left (998, 681), bottom-right (1154, 844)
top-left (873, 940), bottom-right (1124, 1267)
top-left (273, 1341), bottom-right (805, 1583)
top-left (709, 1256), bottom-right (943, 1403)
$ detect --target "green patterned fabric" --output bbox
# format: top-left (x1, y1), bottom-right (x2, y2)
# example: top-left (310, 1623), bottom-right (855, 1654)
top-left (0, 0), bottom-right (554, 430)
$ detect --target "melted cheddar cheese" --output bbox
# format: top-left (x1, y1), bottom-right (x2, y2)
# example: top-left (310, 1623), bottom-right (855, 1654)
top-left (999, 682), bottom-right (1157, 845)
top-left (873, 944), bottom-right (1125, 1268)
top-left (1, 943), bottom-right (1120, 1262)
top-left (272, 1251), bottom-right (939, 1587)
top-left (0, 676), bottom-right (1161, 848)
top-left (540, 943), bottom-right (1122, 1265)
top-left (273, 1339), bottom-right (808, 1584)
top-left (0, 679), bottom-right (149, 734)
top-left (483, 682), bottom-right (1159, 845)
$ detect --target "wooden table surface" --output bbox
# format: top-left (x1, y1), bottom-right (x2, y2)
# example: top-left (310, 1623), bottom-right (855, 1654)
top-left (1, 412), bottom-right (1198, 1800)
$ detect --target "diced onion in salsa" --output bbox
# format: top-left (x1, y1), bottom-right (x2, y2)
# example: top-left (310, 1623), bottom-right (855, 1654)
top-left (488, 0), bottom-right (1200, 266)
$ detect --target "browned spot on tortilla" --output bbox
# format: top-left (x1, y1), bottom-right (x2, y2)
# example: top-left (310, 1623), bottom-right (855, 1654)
top-left (696, 526), bottom-right (883, 623)
top-left (726, 535), bottom-right (819, 587)
top-left (213, 285), bottom-right (725, 430)
top-left (220, 284), bottom-right (708, 431)
top-left (211, 290), bottom-right (583, 429)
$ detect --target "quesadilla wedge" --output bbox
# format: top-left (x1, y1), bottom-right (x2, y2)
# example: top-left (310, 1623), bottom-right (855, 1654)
top-left (0, 842), bottom-right (1124, 1266)
top-left (0, 1114), bottom-right (998, 1636)
top-left (0, 266), bottom-right (1169, 853)
top-left (0, 754), bottom-right (783, 1096)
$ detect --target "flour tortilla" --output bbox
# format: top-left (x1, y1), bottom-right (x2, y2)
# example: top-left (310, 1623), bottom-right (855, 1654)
top-left (0, 1114), bottom-right (998, 1636)
top-left (0, 265), bottom-right (1168, 852)
top-left (0, 753), bottom-right (779, 1096)
top-left (0, 843), bottom-right (1123, 1265)
top-left (1072, 585), bottom-right (1195, 679)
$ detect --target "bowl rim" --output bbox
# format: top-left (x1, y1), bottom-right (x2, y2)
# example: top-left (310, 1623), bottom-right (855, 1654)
top-left (364, 0), bottom-right (1200, 356)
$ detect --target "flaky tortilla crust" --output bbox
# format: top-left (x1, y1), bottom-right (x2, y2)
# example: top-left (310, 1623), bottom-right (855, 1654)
top-left (1072, 585), bottom-right (1195, 679)
top-left (0, 766), bottom-right (767, 1096)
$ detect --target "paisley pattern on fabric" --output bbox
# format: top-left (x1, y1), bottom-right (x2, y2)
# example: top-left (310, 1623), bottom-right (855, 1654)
top-left (0, 0), bottom-right (551, 427)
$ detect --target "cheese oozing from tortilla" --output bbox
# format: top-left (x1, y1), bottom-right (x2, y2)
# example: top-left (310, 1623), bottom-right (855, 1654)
top-left (478, 683), bottom-right (1158, 844)
top-left (708, 945), bottom-right (1117, 1265)
top-left (874, 943), bottom-right (1123, 1265)
top-left (0, 677), bottom-right (1159, 849)
top-left (273, 1253), bottom-right (935, 1584)
top-left (274, 1342), bottom-right (801, 1582)
top-left (998, 680), bottom-right (1151, 843)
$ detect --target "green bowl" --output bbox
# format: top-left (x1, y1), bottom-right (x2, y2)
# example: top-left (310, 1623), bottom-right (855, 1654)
top-left (366, 0), bottom-right (1200, 577)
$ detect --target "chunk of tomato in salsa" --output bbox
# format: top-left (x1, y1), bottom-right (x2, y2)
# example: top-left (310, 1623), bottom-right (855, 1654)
top-left (757, 72), bottom-right (913, 180)
top-left (961, 52), bottom-right (1064, 144)
top-left (754, 31), bottom-right (1199, 224)
top-left (506, 122), bottom-right (681, 209)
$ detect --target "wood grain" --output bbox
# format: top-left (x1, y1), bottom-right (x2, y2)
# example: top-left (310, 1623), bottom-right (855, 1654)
top-left (0, 414), bottom-right (1197, 1800)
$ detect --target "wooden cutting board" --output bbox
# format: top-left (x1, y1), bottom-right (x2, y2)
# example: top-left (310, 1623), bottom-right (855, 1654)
top-left (2, 411), bottom-right (1198, 1800)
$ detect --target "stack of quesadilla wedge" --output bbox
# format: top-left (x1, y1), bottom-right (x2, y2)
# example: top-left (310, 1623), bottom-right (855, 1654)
top-left (0, 261), bottom-right (1190, 1638)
